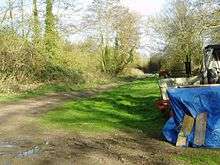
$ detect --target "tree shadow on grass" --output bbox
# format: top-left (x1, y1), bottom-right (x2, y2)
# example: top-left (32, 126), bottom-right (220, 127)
top-left (91, 95), bottom-right (164, 136)
top-left (39, 79), bottom-right (178, 164)
top-left (44, 79), bottom-right (167, 139)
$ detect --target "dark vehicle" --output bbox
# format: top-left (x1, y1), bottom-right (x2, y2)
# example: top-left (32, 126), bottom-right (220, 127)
top-left (201, 44), bottom-right (220, 84)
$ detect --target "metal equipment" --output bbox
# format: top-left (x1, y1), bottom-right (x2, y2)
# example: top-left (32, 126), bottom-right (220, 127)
top-left (201, 44), bottom-right (220, 84)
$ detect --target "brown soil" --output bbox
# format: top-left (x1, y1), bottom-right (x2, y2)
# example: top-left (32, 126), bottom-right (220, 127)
top-left (0, 84), bottom-right (182, 165)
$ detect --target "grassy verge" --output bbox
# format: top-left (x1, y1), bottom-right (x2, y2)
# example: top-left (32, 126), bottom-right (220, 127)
top-left (0, 77), bottom-right (120, 103)
top-left (41, 78), bottom-right (220, 164)
top-left (41, 78), bottom-right (165, 135)
top-left (174, 148), bottom-right (220, 165)
top-left (0, 83), bottom-right (80, 103)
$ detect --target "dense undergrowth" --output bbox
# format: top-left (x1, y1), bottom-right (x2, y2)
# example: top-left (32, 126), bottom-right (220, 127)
top-left (0, 25), bottom-right (145, 94)
top-left (0, 29), bottom-right (119, 93)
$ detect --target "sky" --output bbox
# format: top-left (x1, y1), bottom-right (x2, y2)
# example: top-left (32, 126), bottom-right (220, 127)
top-left (0, 0), bottom-right (166, 14)
top-left (121, 0), bottom-right (166, 56)
top-left (77, 0), bottom-right (166, 16)
top-left (0, 0), bottom-right (166, 23)
top-left (122, 0), bottom-right (166, 16)
top-left (0, 0), bottom-right (166, 17)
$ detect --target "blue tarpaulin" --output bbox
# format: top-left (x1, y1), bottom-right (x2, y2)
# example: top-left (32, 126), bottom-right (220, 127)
top-left (163, 86), bottom-right (220, 148)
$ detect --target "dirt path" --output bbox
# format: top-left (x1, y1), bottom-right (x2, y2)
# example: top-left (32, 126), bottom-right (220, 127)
top-left (0, 83), bottom-right (182, 165)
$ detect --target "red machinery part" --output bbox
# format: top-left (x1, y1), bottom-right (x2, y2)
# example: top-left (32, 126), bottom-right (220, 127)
top-left (155, 100), bottom-right (171, 115)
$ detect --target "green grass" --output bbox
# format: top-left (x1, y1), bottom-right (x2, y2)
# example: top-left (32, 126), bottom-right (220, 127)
top-left (175, 149), bottom-right (220, 165)
top-left (0, 76), bottom-right (120, 103)
top-left (0, 83), bottom-right (82, 103)
top-left (0, 79), bottom-right (117, 103)
top-left (41, 78), bottom-right (220, 164)
top-left (41, 78), bottom-right (165, 135)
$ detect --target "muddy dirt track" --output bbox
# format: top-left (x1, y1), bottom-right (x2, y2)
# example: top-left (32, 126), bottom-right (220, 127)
top-left (0, 84), bottom-right (182, 165)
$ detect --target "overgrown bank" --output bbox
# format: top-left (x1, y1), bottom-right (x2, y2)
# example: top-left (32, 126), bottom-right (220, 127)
top-left (0, 0), bottom-right (142, 94)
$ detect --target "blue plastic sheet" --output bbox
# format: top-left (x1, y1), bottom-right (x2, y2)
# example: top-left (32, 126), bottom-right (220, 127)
top-left (163, 86), bottom-right (220, 148)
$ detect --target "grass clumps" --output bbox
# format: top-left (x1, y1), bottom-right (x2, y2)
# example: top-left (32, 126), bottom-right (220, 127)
top-left (41, 78), bottom-right (165, 135)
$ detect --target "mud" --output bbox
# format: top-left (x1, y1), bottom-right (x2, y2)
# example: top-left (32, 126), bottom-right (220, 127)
top-left (0, 84), bottom-right (183, 164)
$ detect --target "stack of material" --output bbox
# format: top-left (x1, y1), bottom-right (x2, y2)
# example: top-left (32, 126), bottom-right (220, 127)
top-left (158, 77), bottom-right (200, 100)
top-left (163, 86), bottom-right (220, 148)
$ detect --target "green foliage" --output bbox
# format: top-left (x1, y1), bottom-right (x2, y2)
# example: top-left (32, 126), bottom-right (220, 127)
top-left (0, 27), bottom-right (85, 91)
top-left (44, 0), bottom-right (60, 59)
top-left (0, 29), bottom-right (38, 81)
top-left (32, 0), bottom-right (41, 45)
top-left (0, 0), bottom-right (141, 93)
top-left (142, 54), bottom-right (162, 73)
top-left (149, 0), bottom-right (205, 71)
top-left (62, 43), bottom-right (114, 86)
top-left (87, 0), bottom-right (140, 75)
top-left (100, 42), bottom-right (135, 76)
top-left (39, 64), bottom-right (84, 83)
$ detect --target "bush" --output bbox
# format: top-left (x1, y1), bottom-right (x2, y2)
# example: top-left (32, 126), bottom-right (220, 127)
top-left (136, 55), bottom-right (161, 74)
top-left (0, 28), bottom-right (139, 93)
top-left (0, 29), bottom-right (86, 92)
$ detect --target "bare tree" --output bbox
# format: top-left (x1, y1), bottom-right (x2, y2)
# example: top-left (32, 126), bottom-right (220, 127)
top-left (85, 0), bottom-right (140, 75)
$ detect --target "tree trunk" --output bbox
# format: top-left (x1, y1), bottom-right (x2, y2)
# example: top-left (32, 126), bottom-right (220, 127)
top-left (21, 0), bottom-right (24, 36)
top-left (44, 0), bottom-right (58, 59)
top-left (33, 0), bottom-right (40, 43)
top-left (8, 0), bottom-right (13, 29)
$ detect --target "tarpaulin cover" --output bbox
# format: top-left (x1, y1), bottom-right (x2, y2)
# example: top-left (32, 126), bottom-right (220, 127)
top-left (163, 86), bottom-right (220, 148)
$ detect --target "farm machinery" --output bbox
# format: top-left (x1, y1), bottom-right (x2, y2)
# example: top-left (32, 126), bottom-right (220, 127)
top-left (158, 44), bottom-right (220, 100)
top-left (158, 44), bottom-right (220, 148)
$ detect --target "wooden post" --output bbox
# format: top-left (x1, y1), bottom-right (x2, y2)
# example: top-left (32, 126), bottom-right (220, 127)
top-left (176, 114), bottom-right (194, 147)
top-left (194, 112), bottom-right (207, 146)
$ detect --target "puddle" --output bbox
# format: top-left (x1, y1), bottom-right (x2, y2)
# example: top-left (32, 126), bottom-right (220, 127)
top-left (0, 143), bottom-right (16, 148)
top-left (0, 142), bottom-right (40, 158)
top-left (17, 146), bottom-right (40, 158)
top-left (0, 142), bottom-right (18, 154)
